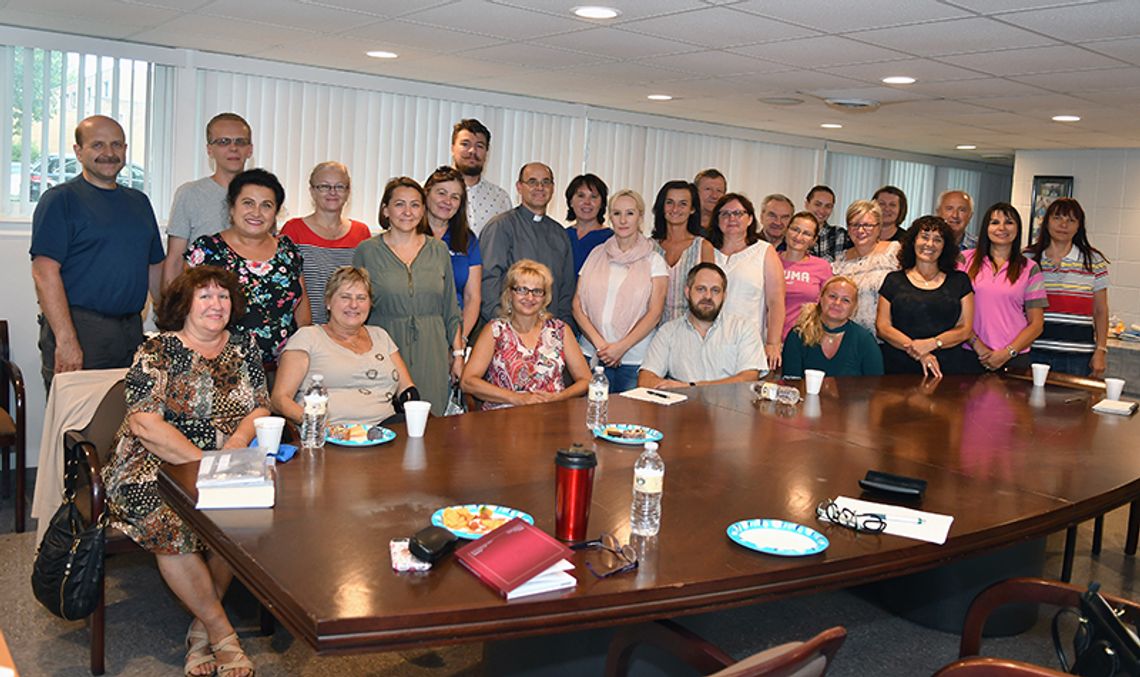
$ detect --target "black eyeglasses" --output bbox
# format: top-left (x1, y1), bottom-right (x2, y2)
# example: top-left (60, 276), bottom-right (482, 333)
top-left (816, 499), bottom-right (886, 534)
top-left (207, 137), bottom-right (251, 147)
top-left (570, 532), bottom-right (639, 578)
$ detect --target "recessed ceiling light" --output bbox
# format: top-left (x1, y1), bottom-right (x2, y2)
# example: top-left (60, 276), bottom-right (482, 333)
top-left (573, 6), bottom-right (620, 19)
top-left (882, 76), bottom-right (916, 85)
top-left (647, 94), bottom-right (673, 101)
top-left (1052, 114), bottom-right (1081, 122)
top-left (366, 50), bottom-right (398, 59)
top-left (820, 123), bottom-right (843, 129)
top-left (758, 96), bottom-right (804, 106)
top-left (956, 144), bottom-right (977, 150)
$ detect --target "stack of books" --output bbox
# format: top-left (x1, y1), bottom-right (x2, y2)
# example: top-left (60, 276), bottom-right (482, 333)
top-left (195, 447), bottom-right (275, 509)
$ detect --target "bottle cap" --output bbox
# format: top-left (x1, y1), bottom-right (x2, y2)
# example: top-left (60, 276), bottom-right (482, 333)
top-left (594, 366), bottom-right (603, 374)
top-left (644, 441), bottom-right (659, 452)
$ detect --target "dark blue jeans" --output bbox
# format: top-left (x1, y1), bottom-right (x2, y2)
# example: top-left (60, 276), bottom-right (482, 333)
top-left (604, 364), bottom-right (640, 394)
top-left (1033, 349), bottom-right (1092, 377)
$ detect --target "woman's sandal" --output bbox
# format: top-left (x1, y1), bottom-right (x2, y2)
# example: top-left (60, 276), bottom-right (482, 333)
top-left (184, 622), bottom-right (214, 677)
top-left (211, 632), bottom-right (255, 677)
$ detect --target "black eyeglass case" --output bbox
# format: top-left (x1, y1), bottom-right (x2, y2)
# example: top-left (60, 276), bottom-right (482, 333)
top-left (859, 470), bottom-right (927, 498)
top-left (409, 526), bottom-right (459, 563)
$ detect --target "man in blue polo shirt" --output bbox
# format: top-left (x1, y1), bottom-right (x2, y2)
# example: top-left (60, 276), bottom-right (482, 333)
top-left (30, 115), bottom-right (164, 389)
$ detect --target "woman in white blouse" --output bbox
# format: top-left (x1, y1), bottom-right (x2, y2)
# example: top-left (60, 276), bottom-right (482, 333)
top-left (573, 189), bottom-right (668, 393)
top-left (707, 192), bottom-right (786, 369)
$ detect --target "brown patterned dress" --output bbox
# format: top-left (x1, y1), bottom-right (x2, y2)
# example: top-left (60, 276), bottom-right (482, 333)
top-left (102, 332), bottom-right (269, 554)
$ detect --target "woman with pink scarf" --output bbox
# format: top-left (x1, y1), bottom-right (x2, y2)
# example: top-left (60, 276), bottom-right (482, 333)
top-left (573, 189), bottom-right (668, 393)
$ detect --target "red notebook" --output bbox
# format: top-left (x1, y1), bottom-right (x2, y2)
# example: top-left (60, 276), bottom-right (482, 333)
top-left (455, 518), bottom-right (576, 599)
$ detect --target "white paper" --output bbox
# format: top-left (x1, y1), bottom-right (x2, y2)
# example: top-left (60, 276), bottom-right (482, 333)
top-left (1092, 399), bottom-right (1137, 416)
top-left (506, 559), bottom-right (576, 600)
top-left (620, 387), bottom-right (687, 406)
top-left (826, 496), bottom-right (954, 545)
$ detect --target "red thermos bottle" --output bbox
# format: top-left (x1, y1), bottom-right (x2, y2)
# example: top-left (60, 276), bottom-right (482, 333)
top-left (555, 444), bottom-right (597, 542)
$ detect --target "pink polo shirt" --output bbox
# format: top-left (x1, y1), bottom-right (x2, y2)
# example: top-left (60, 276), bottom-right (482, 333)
top-left (959, 250), bottom-right (1048, 353)
top-left (781, 255), bottom-right (833, 340)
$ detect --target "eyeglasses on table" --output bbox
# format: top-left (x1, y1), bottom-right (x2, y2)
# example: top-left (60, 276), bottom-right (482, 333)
top-left (570, 532), bottom-right (639, 578)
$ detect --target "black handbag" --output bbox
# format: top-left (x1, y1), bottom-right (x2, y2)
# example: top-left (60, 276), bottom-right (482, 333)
top-left (1052, 582), bottom-right (1140, 676)
top-left (31, 443), bottom-right (106, 620)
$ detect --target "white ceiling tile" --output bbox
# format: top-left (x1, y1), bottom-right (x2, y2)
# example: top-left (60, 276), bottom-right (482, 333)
top-left (119, 0), bottom-right (214, 9)
top-left (731, 70), bottom-right (868, 94)
top-left (200, 0), bottom-right (368, 33)
top-left (957, 92), bottom-right (1090, 114)
top-left (1084, 37), bottom-right (1140, 66)
top-left (460, 43), bottom-right (609, 69)
top-left (731, 0), bottom-right (971, 32)
top-left (298, 0), bottom-right (448, 19)
top-left (730, 36), bottom-right (909, 69)
top-left (540, 27), bottom-right (690, 60)
top-left (0, 9), bottom-right (157, 39)
top-left (847, 17), bottom-right (1057, 57)
top-left (401, 1), bottom-right (586, 40)
top-left (624, 6), bottom-right (820, 50)
top-left (940, 45), bottom-right (1122, 76)
top-left (645, 50), bottom-right (785, 77)
top-left (821, 58), bottom-right (989, 84)
top-left (1081, 86), bottom-right (1140, 107)
top-left (2, 0), bottom-right (179, 29)
top-left (944, 0), bottom-right (1103, 13)
top-left (251, 35), bottom-right (440, 71)
top-left (885, 99), bottom-right (1000, 116)
top-left (341, 18), bottom-right (506, 52)
top-left (570, 60), bottom-right (692, 83)
top-left (488, 0), bottom-right (709, 23)
top-left (909, 77), bottom-right (1052, 98)
top-left (1011, 67), bottom-right (1140, 92)
top-left (1002, 1), bottom-right (1140, 42)
top-left (130, 14), bottom-right (318, 50)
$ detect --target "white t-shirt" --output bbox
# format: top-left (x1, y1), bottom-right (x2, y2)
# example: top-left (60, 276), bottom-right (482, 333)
top-left (579, 252), bottom-right (668, 365)
top-left (715, 240), bottom-right (772, 341)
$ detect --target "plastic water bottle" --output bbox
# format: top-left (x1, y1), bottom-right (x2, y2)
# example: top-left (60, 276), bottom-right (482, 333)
top-left (755, 382), bottom-right (802, 405)
top-left (301, 374), bottom-right (329, 450)
top-left (586, 366), bottom-right (609, 431)
top-left (631, 441), bottom-right (664, 536)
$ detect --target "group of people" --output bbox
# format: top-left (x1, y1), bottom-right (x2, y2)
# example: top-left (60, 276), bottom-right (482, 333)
top-left (28, 112), bottom-right (1110, 676)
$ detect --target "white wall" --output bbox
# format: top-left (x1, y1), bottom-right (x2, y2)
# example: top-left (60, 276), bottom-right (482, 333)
top-left (1012, 149), bottom-right (1140, 326)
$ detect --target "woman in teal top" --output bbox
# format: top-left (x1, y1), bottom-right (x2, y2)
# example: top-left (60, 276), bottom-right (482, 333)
top-left (782, 275), bottom-right (883, 378)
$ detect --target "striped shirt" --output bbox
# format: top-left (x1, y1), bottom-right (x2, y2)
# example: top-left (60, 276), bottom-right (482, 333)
top-left (653, 236), bottom-right (707, 324)
top-left (279, 218), bottom-right (373, 324)
top-left (1027, 247), bottom-right (1109, 354)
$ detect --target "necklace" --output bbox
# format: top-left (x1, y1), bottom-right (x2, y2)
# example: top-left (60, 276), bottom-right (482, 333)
top-left (909, 268), bottom-right (943, 288)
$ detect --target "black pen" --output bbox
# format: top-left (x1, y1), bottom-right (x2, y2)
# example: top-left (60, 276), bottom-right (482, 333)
top-left (645, 389), bottom-right (673, 400)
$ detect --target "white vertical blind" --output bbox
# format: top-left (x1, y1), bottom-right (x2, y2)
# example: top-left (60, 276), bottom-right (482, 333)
top-left (885, 160), bottom-right (935, 228)
top-left (826, 153), bottom-right (884, 217)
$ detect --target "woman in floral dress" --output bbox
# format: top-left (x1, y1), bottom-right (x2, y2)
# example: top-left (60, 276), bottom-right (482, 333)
top-left (186, 168), bottom-right (310, 364)
top-left (462, 259), bottom-right (591, 410)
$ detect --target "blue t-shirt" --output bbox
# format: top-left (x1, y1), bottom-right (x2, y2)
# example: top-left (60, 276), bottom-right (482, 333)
top-left (30, 176), bottom-right (164, 316)
top-left (570, 226), bottom-right (614, 275)
top-left (441, 229), bottom-right (482, 309)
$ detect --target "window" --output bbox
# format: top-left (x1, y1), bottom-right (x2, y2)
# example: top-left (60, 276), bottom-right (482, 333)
top-left (2, 45), bottom-right (161, 217)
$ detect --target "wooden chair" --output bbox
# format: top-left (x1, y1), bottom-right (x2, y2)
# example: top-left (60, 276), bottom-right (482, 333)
top-left (604, 619), bottom-right (846, 677)
top-left (0, 320), bottom-right (28, 532)
top-left (69, 379), bottom-right (133, 675)
top-left (1003, 369), bottom-right (1140, 581)
top-left (932, 577), bottom-right (1140, 677)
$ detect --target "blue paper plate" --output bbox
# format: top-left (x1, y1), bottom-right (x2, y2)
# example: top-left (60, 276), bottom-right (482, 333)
top-left (325, 423), bottom-right (396, 447)
top-left (593, 423), bottom-right (664, 445)
top-left (431, 504), bottom-right (534, 539)
top-left (726, 519), bottom-right (829, 557)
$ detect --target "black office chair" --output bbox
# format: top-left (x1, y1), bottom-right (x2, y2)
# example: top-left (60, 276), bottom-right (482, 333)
top-left (0, 319), bottom-right (27, 532)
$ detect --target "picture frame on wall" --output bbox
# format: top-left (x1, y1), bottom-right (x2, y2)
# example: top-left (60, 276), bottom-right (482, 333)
top-left (1029, 175), bottom-right (1074, 245)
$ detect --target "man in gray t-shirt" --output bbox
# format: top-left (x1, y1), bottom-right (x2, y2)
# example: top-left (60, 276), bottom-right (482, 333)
top-left (161, 112), bottom-right (253, 288)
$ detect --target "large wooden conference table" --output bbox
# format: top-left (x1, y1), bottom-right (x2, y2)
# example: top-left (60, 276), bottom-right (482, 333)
top-left (156, 374), bottom-right (1140, 655)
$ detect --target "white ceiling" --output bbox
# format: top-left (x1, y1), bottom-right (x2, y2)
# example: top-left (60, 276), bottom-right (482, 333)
top-left (4, 0), bottom-right (1140, 162)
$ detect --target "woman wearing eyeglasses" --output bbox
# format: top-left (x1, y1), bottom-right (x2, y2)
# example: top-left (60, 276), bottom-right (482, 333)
top-left (353, 177), bottom-right (464, 416)
top-left (462, 259), bottom-right (590, 409)
top-left (831, 200), bottom-right (901, 335)
top-left (573, 190), bottom-right (668, 393)
top-left (779, 211), bottom-right (833, 341)
top-left (280, 162), bottom-right (371, 324)
top-left (707, 193), bottom-right (785, 370)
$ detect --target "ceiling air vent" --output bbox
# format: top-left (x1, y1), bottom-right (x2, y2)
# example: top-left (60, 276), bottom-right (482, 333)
top-left (824, 98), bottom-right (880, 113)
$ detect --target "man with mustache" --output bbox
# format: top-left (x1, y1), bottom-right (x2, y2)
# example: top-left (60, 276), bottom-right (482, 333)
top-left (638, 262), bottom-right (765, 389)
top-left (30, 115), bottom-right (164, 389)
top-left (451, 118), bottom-right (512, 237)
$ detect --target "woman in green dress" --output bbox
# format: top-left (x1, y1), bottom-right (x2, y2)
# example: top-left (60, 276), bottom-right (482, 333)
top-left (353, 177), bottom-right (463, 416)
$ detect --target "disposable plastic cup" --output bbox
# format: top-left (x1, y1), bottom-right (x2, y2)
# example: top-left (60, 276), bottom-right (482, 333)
top-left (804, 369), bottom-right (825, 395)
top-left (1031, 363), bottom-right (1050, 387)
top-left (254, 416), bottom-right (285, 456)
top-left (404, 401), bottom-right (431, 438)
top-left (1105, 377), bottom-right (1126, 401)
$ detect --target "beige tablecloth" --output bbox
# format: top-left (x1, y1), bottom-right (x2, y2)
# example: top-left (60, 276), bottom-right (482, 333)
top-left (31, 368), bottom-right (128, 543)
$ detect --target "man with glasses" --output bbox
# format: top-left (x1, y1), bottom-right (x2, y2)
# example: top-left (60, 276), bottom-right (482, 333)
top-left (161, 112), bottom-right (253, 288)
top-left (30, 115), bottom-right (165, 389)
top-left (757, 194), bottom-right (795, 249)
top-left (638, 263), bottom-right (765, 389)
top-left (451, 118), bottom-right (512, 237)
top-left (480, 162), bottom-right (576, 329)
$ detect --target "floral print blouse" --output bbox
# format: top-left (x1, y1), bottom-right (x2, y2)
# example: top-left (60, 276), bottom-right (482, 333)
top-left (482, 317), bottom-right (568, 410)
top-left (186, 233), bottom-right (305, 363)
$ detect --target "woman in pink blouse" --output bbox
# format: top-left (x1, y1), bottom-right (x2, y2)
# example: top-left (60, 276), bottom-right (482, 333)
top-left (960, 203), bottom-right (1047, 372)
top-left (462, 259), bottom-right (591, 409)
top-left (779, 211), bottom-right (834, 340)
